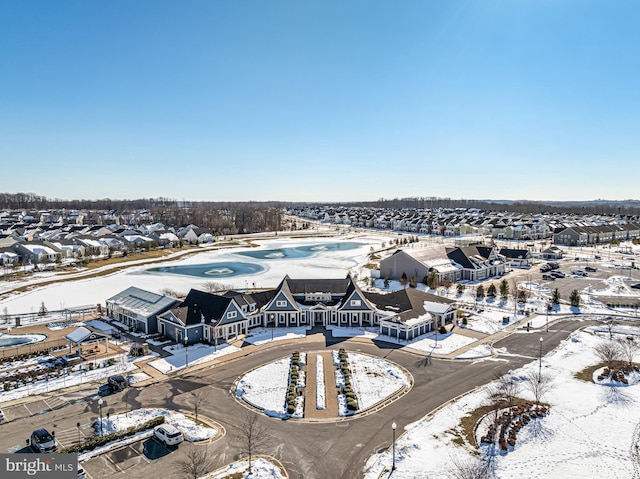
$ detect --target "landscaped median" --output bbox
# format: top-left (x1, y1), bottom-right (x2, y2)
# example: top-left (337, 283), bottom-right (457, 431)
top-left (235, 349), bottom-right (412, 419)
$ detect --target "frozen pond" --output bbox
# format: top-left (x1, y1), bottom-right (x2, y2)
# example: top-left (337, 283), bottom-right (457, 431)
top-left (0, 333), bottom-right (47, 349)
top-left (146, 261), bottom-right (265, 278)
top-left (238, 242), bottom-right (363, 260)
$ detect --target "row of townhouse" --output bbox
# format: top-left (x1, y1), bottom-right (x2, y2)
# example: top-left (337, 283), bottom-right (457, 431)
top-left (552, 223), bottom-right (640, 246)
top-left (379, 244), bottom-right (508, 284)
top-left (288, 206), bottom-right (640, 243)
top-left (105, 276), bottom-right (459, 344)
top-left (0, 220), bottom-right (217, 266)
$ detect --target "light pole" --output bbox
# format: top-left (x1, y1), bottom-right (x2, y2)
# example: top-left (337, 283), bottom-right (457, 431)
top-left (538, 337), bottom-right (543, 382)
top-left (76, 422), bottom-right (81, 444)
top-left (98, 398), bottom-right (103, 436)
top-left (391, 421), bottom-right (397, 471)
top-left (184, 336), bottom-right (189, 368)
top-left (546, 303), bottom-right (551, 332)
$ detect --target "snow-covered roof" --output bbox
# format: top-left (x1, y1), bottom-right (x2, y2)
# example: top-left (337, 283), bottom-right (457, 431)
top-left (65, 326), bottom-right (108, 343)
top-left (422, 301), bottom-right (452, 315)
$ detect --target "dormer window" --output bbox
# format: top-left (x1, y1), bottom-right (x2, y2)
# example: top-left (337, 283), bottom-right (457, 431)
top-left (227, 311), bottom-right (237, 319)
top-left (276, 300), bottom-right (287, 307)
top-left (350, 299), bottom-right (362, 307)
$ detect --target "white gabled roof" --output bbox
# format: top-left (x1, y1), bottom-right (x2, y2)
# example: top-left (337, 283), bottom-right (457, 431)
top-left (65, 326), bottom-right (107, 343)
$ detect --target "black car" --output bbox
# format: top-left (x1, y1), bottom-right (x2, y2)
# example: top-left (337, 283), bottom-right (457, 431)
top-left (542, 274), bottom-right (556, 281)
top-left (108, 375), bottom-right (129, 392)
top-left (550, 271), bottom-right (565, 278)
top-left (585, 266), bottom-right (597, 272)
top-left (631, 283), bottom-right (640, 290)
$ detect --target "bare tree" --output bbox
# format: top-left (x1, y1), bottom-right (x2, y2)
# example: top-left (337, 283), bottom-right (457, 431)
top-left (524, 370), bottom-right (553, 406)
top-left (190, 390), bottom-right (207, 425)
top-left (448, 454), bottom-right (492, 479)
top-left (174, 447), bottom-right (214, 479)
top-left (593, 340), bottom-right (623, 370)
top-left (495, 373), bottom-right (520, 408)
top-left (616, 337), bottom-right (639, 368)
top-left (237, 412), bottom-right (270, 474)
top-left (201, 281), bottom-right (219, 294)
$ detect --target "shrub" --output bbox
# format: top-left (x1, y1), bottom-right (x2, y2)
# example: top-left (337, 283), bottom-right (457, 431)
top-left (287, 403), bottom-right (295, 414)
top-left (346, 391), bottom-right (356, 400)
top-left (438, 326), bottom-right (447, 335)
top-left (346, 399), bottom-right (358, 411)
top-left (462, 317), bottom-right (468, 325)
top-left (59, 416), bottom-right (165, 453)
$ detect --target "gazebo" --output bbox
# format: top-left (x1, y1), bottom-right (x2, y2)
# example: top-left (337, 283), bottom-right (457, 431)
top-left (65, 326), bottom-right (109, 356)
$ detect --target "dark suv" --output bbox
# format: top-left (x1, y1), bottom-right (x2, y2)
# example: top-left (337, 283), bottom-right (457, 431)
top-left (108, 375), bottom-right (129, 392)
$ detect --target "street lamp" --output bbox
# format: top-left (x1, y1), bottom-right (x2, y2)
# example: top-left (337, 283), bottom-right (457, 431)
top-left (76, 422), bottom-right (81, 444)
top-left (98, 398), bottom-right (103, 436)
top-left (538, 338), bottom-right (543, 381)
top-left (184, 336), bottom-right (189, 368)
top-left (391, 421), bottom-right (397, 471)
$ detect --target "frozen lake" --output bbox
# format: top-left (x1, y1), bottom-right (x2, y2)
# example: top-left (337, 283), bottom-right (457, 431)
top-left (0, 235), bottom-right (385, 315)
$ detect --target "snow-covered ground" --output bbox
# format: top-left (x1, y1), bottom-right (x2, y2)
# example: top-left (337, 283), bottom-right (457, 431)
top-left (244, 327), bottom-right (310, 345)
top-left (0, 235), bottom-right (387, 316)
top-left (205, 458), bottom-right (286, 479)
top-left (148, 342), bottom-right (241, 374)
top-left (235, 351), bottom-right (411, 418)
top-left (348, 352), bottom-right (411, 410)
top-left (362, 327), bottom-right (640, 479)
top-left (235, 357), bottom-right (291, 418)
top-left (78, 407), bottom-right (216, 463)
top-left (0, 353), bottom-right (136, 403)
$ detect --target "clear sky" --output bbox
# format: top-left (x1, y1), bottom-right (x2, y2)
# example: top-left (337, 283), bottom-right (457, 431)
top-left (1, 1), bottom-right (638, 203)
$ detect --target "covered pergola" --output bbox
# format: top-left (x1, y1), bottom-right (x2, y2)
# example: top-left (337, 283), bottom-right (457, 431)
top-left (65, 326), bottom-right (109, 356)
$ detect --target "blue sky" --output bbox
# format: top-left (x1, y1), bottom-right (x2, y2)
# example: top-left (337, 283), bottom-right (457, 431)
top-left (1, 1), bottom-right (638, 202)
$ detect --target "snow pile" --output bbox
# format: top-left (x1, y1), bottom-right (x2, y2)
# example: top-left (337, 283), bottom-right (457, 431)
top-left (455, 344), bottom-right (493, 360)
top-left (205, 458), bottom-right (285, 479)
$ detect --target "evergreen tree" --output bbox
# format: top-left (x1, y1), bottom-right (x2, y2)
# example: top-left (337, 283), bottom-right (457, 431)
top-left (487, 283), bottom-right (497, 297)
top-left (499, 279), bottom-right (509, 300)
top-left (552, 288), bottom-right (560, 305)
top-left (570, 289), bottom-right (581, 308)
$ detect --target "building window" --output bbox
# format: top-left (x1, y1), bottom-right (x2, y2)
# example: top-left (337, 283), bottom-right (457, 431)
top-left (350, 299), bottom-right (362, 307)
top-left (227, 311), bottom-right (237, 319)
top-left (276, 300), bottom-right (287, 308)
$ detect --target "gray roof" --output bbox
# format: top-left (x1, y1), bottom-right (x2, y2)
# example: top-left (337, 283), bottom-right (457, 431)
top-left (106, 286), bottom-right (178, 318)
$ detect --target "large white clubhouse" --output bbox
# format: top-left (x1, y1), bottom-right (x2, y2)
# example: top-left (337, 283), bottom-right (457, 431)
top-left (106, 275), bottom-right (458, 345)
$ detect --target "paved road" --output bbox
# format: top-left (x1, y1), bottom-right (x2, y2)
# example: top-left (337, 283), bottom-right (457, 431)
top-left (0, 319), bottom-right (599, 479)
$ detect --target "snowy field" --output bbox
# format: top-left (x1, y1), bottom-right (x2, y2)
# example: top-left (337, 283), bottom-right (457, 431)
top-left (362, 327), bottom-right (640, 479)
top-left (235, 357), bottom-right (291, 418)
top-left (348, 352), bottom-right (411, 410)
top-left (148, 342), bottom-right (241, 374)
top-left (0, 235), bottom-right (386, 316)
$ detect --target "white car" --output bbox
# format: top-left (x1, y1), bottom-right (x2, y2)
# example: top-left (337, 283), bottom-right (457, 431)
top-left (153, 424), bottom-right (184, 446)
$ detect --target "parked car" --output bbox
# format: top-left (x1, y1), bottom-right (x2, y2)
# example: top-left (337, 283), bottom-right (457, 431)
top-left (153, 424), bottom-right (184, 446)
top-left (30, 428), bottom-right (57, 453)
top-left (540, 264), bottom-right (552, 273)
top-left (108, 375), bottom-right (129, 392)
top-left (573, 270), bottom-right (588, 277)
top-left (542, 274), bottom-right (556, 281)
top-left (78, 466), bottom-right (86, 479)
top-left (550, 271), bottom-right (566, 278)
top-left (585, 266), bottom-right (598, 272)
top-left (631, 283), bottom-right (640, 290)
